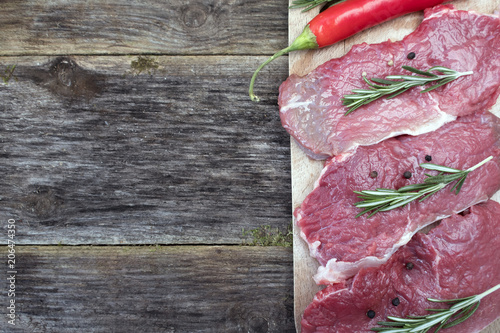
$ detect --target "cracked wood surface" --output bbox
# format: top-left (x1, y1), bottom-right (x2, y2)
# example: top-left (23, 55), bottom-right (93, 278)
top-left (1, 0), bottom-right (293, 332)
top-left (0, 55), bottom-right (290, 245)
top-left (0, 0), bottom-right (287, 56)
top-left (0, 246), bottom-right (294, 332)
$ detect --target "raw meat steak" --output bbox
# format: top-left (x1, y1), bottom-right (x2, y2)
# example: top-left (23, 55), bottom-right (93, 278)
top-left (301, 200), bottom-right (500, 333)
top-left (296, 112), bottom-right (500, 284)
top-left (279, 5), bottom-right (500, 159)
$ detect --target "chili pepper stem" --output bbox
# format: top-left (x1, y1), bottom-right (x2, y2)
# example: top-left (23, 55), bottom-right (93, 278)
top-left (249, 25), bottom-right (318, 102)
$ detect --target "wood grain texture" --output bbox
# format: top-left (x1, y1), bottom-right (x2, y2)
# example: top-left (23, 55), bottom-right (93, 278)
top-left (0, 0), bottom-right (288, 56)
top-left (0, 1), bottom-right (296, 332)
top-left (0, 55), bottom-right (291, 245)
top-left (289, 0), bottom-right (500, 332)
top-left (0, 245), bottom-right (294, 332)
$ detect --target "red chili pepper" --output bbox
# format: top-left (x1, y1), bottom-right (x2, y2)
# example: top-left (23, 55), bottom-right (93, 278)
top-left (249, 0), bottom-right (448, 101)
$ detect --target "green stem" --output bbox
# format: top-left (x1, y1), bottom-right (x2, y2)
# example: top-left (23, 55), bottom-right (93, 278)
top-left (249, 46), bottom-right (293, 102)
top-left (249, 25), bottom-right (318, 102)
top-left (466, 156), bottom-right (493, 172)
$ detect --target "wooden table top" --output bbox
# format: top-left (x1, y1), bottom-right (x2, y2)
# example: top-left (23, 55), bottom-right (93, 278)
top-left (1, 1), bottom-right (293, 332)
top-left (1, 1), bottom-right (498, 332)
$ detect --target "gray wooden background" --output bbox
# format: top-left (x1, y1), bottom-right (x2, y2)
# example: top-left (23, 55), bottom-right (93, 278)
top-left (0, 1), bottom-right (294, 332)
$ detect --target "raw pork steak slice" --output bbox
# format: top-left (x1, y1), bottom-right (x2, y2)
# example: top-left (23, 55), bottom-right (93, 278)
top-left (296, 112), bottom-right (500, 284)
top-left (301, 200), bottom-right (500, 333)
top-left (279, 5), bottom-right (500, 159)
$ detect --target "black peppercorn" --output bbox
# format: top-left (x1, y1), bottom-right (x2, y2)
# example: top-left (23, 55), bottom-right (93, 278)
top-left (403, 171), bottom-right (412, 179)
top-left (370, 171), bottom-right (378, 178)
top-left (406, 262), bottom-right (414, 270)
top-left (392, 297), bottom-right (400, 306)
top-left (367, 310), bottom-right (376, 318)
top-left (425, 155), bottom-right (432, 162)
top-left (407, 52), bottom-right (416, 60)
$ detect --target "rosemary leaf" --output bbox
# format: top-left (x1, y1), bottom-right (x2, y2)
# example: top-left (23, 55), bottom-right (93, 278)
top-left (379, 195), bottom-right (417, 211)
top-left (354, 156), bottom-right (492, 218)
top-left (396, 183), bottom-right (430, 192)
top-left (418, 163), bottom-right (461, 173)
top-left (450, 175), bottom-right (467, 194)
top-left (386, 87), bottom-right (415, 99)
top-left (418, 189), bottom-right (440, 202)
top-left (385, 75), bottom-right (432, 82)
top-left (372, 284), bottom-right (500, 332)
top-left (402, 65), bottom-right (438, 77)
top-left (442, 302), bottom-right (480, 328)
top-left (355, 189), bottom-right (402, 197)
top-left (371, 284), bottom-right (500, 333)
top-left (420, 77), bottom-right (456, 93)
top-left (370, 78), bottom-right (399, 85)
top-left (342, 66), bottom-right (473, 115)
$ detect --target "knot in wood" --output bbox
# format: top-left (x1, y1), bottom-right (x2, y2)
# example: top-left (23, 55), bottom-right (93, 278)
top-left (21, 186), bottom-right (64, 220)
top-left (51, 57), bottom-right (77, 87)
top-left (227, 305), bottom-right (272, 333)
top-left (181, 3), bottom-right (208, 28)
top-left (43, 56), bottom-right (105, 99)
top-left (247, 314), bottom-right (269, 333)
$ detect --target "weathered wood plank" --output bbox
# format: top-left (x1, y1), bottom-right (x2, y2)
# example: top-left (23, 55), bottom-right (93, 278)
top-left (0, 55), bottom-right (290, 245)
top-left (0, 245), bottom-right (294, 332)
top-left (0, 0), bottom-right (288, 56)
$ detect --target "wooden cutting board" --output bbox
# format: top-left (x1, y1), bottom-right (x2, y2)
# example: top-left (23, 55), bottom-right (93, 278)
top-left (289, 0), bottom-right (500, 332)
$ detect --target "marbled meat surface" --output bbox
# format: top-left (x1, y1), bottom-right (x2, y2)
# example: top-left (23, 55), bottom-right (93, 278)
top-left (279, 5), bottom-right (500, 159)
top-left (296, 112), bottom-right (500, 284)
top-left (301, 200), bottom-right (500, 333)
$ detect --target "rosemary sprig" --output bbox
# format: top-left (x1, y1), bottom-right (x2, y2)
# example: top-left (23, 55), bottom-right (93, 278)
top-left (342, 66), bottom-right (473, 115)
top-left (371, 284), bottom-right (500, 332)
top-left (354, 156), bottom-right (492, 218)
top-left (289, 0), bottom-right (345, 12)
